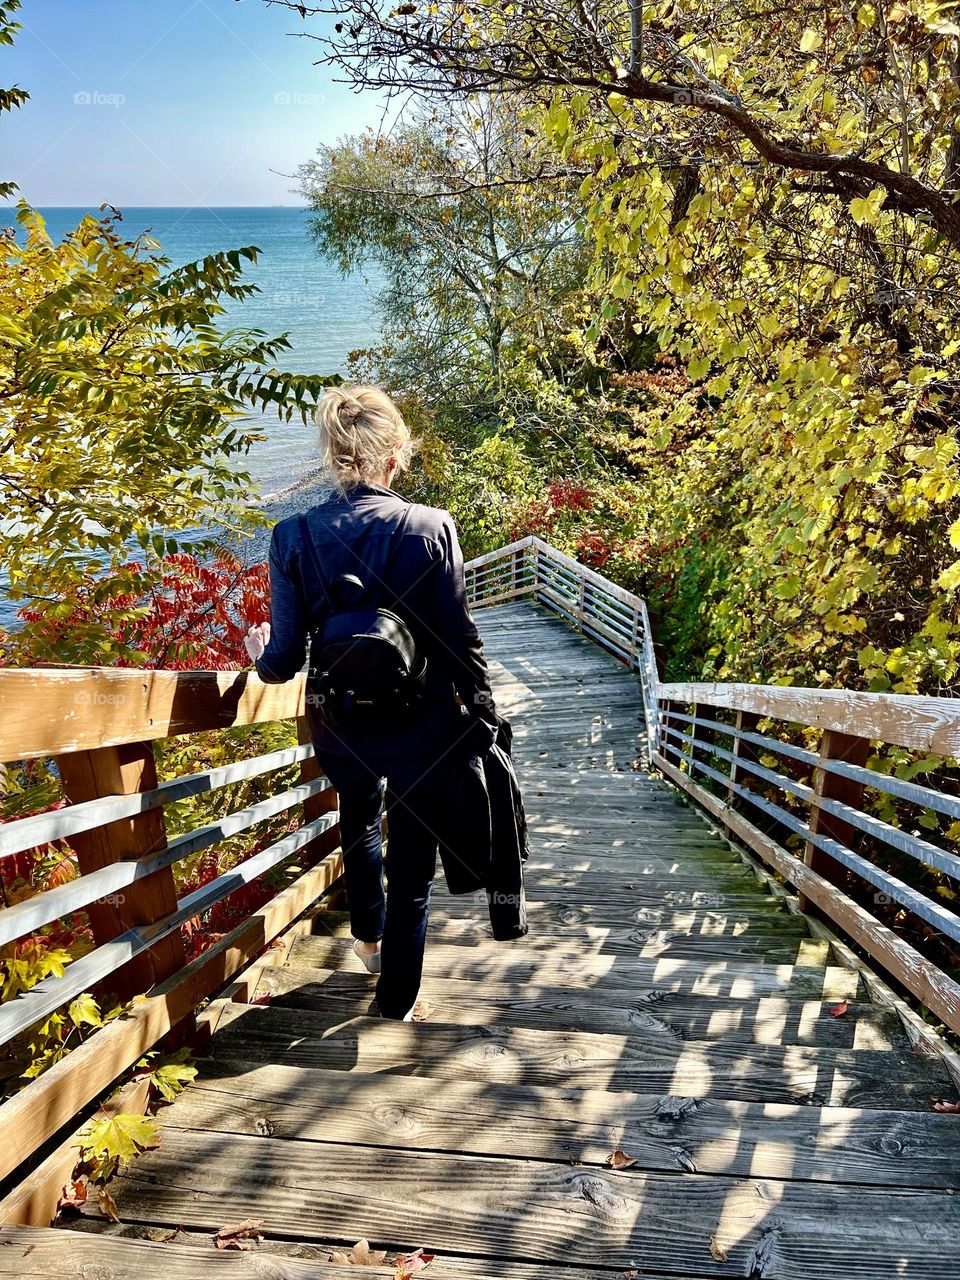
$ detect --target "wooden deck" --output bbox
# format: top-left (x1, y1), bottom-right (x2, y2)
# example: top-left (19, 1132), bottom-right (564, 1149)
top-left (9, 601), bottom-right (960, 1277)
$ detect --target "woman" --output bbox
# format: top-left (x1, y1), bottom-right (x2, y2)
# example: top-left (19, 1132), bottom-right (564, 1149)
top-left (243, 385), bottom-right (498, 1020)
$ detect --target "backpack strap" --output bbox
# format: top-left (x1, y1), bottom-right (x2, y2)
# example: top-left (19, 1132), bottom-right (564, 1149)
top-left (298, 503), bottom-right (412, 633)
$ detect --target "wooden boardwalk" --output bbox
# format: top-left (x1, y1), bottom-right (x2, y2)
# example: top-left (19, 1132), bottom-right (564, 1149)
top-left (10, 601), bottom-right (960, 1278)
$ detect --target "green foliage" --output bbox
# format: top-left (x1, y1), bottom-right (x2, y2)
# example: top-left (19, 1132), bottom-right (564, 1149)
top-left (75, 1110), bottom-right (161, 1183)
top-left (0, 201), bottom-right (338, 656)
top-left (297, 98), bottom-right (588, 426)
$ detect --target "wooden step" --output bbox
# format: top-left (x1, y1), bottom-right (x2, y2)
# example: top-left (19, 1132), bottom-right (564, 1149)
top-left (165, 1060), bottom-right (960, 1187)
top-left (315, 902), bottom-right (804, 940)
top-left (76, 1127), bottom-right (960, 1277)
top-left (291, 935), bottom-right (863, 999)
top-left (204, 1003), bottom-right (950, 1109)
top-left (251, 962), bottom-right (907, 1049)
top-left (0, 1225), bottom-right (700, 1280)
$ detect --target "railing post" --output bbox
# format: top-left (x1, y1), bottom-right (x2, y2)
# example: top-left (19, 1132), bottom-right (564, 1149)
top-left (798, 728), bottom-right (869, 915)
top-left (727, 709), bottom-right (760, 806)
top-left (296, 715), bottom-right (340, 869)
top-left (55, 741), bottom-right (187, 1004)
top-left (531, 542), bottom-right (541, 601)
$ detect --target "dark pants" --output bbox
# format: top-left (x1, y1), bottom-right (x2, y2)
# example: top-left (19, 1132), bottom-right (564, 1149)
top-left (315, 744), bottom-right (443, 1019)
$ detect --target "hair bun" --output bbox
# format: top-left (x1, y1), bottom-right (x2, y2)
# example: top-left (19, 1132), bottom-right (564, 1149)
top-left (337, 397), bottom-right (364, 428)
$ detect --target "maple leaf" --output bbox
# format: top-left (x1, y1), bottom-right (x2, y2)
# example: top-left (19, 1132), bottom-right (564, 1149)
top-left (330, 1240), bottom-right (388, 1265)
top-left (75, 1112), bottom-right (161, 1180)
top-left (606, 1147), bottom-right (637, 1169)
top-left (213, 1219), bottom-right (264, 1250)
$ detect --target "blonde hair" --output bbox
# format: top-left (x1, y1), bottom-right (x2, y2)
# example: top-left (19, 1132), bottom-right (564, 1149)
top-left (316, 385), bottom-right (415, 491)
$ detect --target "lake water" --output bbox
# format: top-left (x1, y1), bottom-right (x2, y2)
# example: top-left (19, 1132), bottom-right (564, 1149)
top-left (30, 206), bottom-right (383, 493)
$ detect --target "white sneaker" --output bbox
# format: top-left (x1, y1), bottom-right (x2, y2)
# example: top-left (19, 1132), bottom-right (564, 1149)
top-left (353, 939), bottom-right (382, 974)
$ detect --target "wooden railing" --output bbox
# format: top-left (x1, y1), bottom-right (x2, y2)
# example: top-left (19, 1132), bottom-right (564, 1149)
top-left (0, 668), bottom-right (342, 1203)
top-left (2, 535), bottom-right (959, 1208)
top-left (467, 537), bottom-right (960, 1037)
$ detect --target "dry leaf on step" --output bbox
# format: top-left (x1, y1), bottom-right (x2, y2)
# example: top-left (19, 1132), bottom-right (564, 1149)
top-left (57, 1179), bottom-right (87, 1213)
top-left (98, 1188), bottom-right (121, 1223)
top-left (829, 1001), bottom-right (849, 1018)
top-left (709, 1235), bottom-right (728, 1262)
top-left (606, 1147), bottom-right (637, 1169)
top-left (393, 1248), bottom-right (436, 1271)
top-left (213, 1219), bottom-right (264, 1250)
top-left (329, 1239), bottom-right (388, 1265)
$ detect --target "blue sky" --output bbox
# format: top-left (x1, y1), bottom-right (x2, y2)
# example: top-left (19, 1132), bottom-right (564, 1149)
top-left (2, 0), bottom-right (383, 206)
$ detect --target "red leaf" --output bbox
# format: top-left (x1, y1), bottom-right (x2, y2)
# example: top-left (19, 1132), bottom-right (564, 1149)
top-left (829, 1001), bottom-right (849, 1018)
top-left (393, 1249), bottom-right (435, 1272)
top-left (932, 1099), bottom-right (960, 1113)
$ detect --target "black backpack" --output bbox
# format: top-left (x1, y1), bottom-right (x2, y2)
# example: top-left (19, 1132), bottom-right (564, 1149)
top-left (299, 507), bottom-right (428, 729)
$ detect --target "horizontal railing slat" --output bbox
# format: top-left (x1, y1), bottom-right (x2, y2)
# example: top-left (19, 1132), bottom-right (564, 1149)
top-left (0, 743), bottom-right (318, 860)
top-left (659, 728), bottom-right (960, 943)
top-left (0, 777), bottom-right (333, 948)
top-left (0, 810), bottom-right (339, 1048)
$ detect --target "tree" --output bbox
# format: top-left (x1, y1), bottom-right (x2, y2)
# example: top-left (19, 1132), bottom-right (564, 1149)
top-left (0, 202), bottom-right (336, 661)
top-left (273, 0), bottom-right (960, 695)
top-left (297, 97), bottom-right (586, 415)
top-left (270, 0), bottom-right (960, 246)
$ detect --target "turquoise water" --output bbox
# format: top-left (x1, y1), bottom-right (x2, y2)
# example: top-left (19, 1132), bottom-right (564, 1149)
top-left (30, 207), bottom-right (383, 491)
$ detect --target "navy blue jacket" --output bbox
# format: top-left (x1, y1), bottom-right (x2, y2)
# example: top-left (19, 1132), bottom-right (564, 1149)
top-left (255, 482), bottom-right (496, 752)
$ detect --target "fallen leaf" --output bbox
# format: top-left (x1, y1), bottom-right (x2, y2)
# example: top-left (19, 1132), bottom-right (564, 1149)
top-left (57, 1179), bottom-right (88, 1213)
top-left (709, 1236), bottom-right (728, 1262)
top-left (393, 1248), bottom-right (435, 1272)
top-left (933, 1099), bottom-right (960, 1113)
top-left (249, 993), bottom-right (272, 1006)
top-left (829, 1001), bottom-right (849, 1018)
top-left (98, 1188), bottom-right (121, 1224)
top-left (329, 1240), bottom-right (388, 1265)
top-left (146, 1228), bottom-right (179, 1242)
top-left (606, 1147), bottom-right (637, 1170)
top-left (213, 1219), bottom-right (264, 1250)
top-left (255, 1117), bottom-right (277, 1136)
top-left (410, 1000), bottom-right (435, 1022)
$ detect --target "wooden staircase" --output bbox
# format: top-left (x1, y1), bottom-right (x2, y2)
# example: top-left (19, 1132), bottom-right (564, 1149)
top-left (6, 601), bottom-right (959, 1278)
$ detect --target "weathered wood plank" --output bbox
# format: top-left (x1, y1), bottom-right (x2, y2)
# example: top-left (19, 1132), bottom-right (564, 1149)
top-left (0, 1225), bottom-right (667, 1280)
top-left (87, 1128), bottom-right (960, 1278)
top-left (291, 935), bottom-right (864, 1000)
top-left (164, 1062), bottom-right (960, 1187)
top-left (0, 669), bottom-right (306, 761)
top-left (205, 1003), bottom-right (947, 1108)
top-left (658, 679), bottom-right (960, 755)
top-left (253, 963), bottom-right (905, 1049)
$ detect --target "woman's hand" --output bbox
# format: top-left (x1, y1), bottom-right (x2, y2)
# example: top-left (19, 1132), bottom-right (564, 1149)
top-left (243, 622), bottom-right (271, 663)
